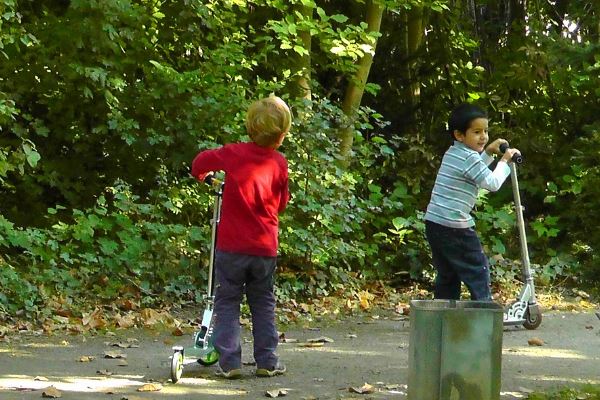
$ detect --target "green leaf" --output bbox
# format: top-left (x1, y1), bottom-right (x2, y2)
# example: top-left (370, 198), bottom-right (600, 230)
top-left (330, 14), bottom-right (349, 23)
top-left (392, 217), bottom-right (408, 230)
top-left (22, 143), bottom-right (41, 167)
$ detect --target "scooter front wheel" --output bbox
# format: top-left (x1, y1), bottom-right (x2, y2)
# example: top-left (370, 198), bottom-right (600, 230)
top-left (523, 307), bottom-right (542, 330)
top-left (171, 350), bottom-right (184, 383)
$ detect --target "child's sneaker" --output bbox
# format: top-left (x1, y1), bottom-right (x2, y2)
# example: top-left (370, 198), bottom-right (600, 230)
top-left (256, 362), bottom-right (286, 377)
top-left (214, 364), bottom-right (242, 379)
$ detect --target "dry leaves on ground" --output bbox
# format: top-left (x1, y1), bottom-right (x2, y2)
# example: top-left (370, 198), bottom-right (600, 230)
top-left (137, 383), bottom-right (163, 392)
top-left (42, 386), bottom-right (62, 398)
top-left (265, 388), bottom-right (288, 397)
top-left (349, 383), bottom-right (375, 394)
top-left (104, 350), bottom-right (127, 359)
top-left (528, 337), bottom-right (545, 346)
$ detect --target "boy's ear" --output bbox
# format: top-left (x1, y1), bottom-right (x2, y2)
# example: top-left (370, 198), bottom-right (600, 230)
top-left (453, 130), bottom-right (463, 142)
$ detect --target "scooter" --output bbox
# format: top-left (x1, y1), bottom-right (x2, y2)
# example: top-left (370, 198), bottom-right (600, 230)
top-left (170, 174), bottom-right (223, 383)
top-left (499, 143), bottom-right (542, 329)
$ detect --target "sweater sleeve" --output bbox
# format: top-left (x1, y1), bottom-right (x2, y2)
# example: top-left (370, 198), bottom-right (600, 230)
top-left (463, 153), bottom-right (511, 192)
top-left (191, 148), bottom-right (226, 181)
top-left (277, 160), bottom-right (290, 213)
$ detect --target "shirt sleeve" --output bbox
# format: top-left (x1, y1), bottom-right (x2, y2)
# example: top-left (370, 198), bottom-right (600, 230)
top-left (278, 161), bottom-right (290, 213)
top-left (481, 151), bottom-right (495, 166)
top-left (463, 153), bottom-right (511, 192)
top-left (191, 147), bottom-right (226, 181)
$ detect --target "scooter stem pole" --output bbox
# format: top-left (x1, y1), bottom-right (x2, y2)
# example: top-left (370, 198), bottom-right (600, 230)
top-left (206, 184), bottom-right (223, 298)
top-left (509, 163), bottom-right (536, 301)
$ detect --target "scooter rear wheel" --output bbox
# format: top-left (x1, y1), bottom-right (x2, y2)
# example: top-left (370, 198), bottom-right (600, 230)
top-left (198, 347), bottom-right (219, 366)
top-left (523, 307), bottom-right (542, 330)
top-left (170, 350), bottom-right (184, 383)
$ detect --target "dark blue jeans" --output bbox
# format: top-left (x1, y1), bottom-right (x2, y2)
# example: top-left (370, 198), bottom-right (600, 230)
top-left (425, 220), bottom-right (491, 301)
top-left (213, 251), bottom-right (279, 371)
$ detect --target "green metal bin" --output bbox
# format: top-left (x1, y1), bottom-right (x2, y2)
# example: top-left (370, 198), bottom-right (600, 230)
top-left (407, 300), bottom-right (503, 400)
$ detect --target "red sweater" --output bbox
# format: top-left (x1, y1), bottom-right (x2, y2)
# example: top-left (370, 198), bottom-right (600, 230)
top-left (191, 142), bottom-right (289, 257)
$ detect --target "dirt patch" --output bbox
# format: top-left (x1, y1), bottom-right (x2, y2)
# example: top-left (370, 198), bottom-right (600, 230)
top-left (0, 310), bottom-right (598, 399)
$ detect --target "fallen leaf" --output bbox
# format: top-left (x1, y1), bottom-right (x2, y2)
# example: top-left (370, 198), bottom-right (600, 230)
top-left (137, 383), bottom-right (163, 392)
top-left (104, 350), bottom-right (127, 359)
top-left (68, 325), bottom-right (84, 334)
top-left (527, 337), bottom-right (544, 346)
top-left (358, 291), bottom-right (374, 310)
top-left (42, 386), bottom-right (62, 398)
top-left (585, 325), bottom-right (593, 330)
top-left (97, 369), bottom-right (113, 376)
top-left (139, 309), bottom-right (176, 327)
top-left (119, 299), bottom-right (139, 311)
top-left (114, 314), bottom-right (136, 329)
top-left (82, 308), bottom-right (107, 330)
top-left (112, 341), bottom-right (139, 348)
top-left (34, 376), bottom-right (49, 381)
top-left (78, 355), bottom-right (95, 362)
top-left (346, 334), bottom-right (357, 339)
top-left (265, 389), bottom-right (288, 397)
top-left (118, 359), bottom-right (129, 366)
top-left (299, 342), bottom-right (324, 348)
top-left (307, 336), bottom-right (334, 343)
top-left (172, 327), bottom-right (184, 336)
top-left (349, 383), bottom-right (375, 394)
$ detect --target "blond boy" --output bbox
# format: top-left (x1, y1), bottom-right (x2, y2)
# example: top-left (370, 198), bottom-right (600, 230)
top-left (191, 95), bottom-right (291, 378)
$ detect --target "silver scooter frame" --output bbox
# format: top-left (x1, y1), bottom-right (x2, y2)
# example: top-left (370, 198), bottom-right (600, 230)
top-left (170, 175), bottom-right (223, 383)
top-left (502, 160), bottom-right (542, 329)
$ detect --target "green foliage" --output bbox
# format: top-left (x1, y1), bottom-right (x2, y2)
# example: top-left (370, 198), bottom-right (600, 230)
top-left (528, 385), bottom-right (600, 400)
top-left (0, 179), bottom-right (212, 315)
top-left (278, 97), bottom-right (426, 298)
top-left (0, 0), bottom-right (599, 317)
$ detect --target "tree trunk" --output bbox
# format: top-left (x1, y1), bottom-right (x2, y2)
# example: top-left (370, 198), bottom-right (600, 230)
top-left (338, 0), bottom-right (384, 163)
top-left (404, 6), bottom-right (426, 112)
top-left (293, 4), bottom-right (312, 103)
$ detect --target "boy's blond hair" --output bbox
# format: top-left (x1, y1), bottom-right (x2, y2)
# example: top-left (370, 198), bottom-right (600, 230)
top-left (246, 96), bottom-right (292, 147)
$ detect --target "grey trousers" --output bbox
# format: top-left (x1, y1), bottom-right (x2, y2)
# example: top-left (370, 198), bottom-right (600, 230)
top-left (213, 250), bottom-right (279, 371)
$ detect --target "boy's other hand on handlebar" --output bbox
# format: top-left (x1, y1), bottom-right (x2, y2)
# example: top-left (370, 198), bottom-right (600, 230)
top-left (485, 139), bottom-right (508, 156)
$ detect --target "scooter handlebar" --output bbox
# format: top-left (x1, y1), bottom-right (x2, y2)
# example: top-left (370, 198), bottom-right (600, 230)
top-left (499, 143), bottom-right (524, 164)
top-left (203, 173), bottom-right (224, 190)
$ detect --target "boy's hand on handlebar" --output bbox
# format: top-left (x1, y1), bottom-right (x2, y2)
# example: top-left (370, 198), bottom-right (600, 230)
top-left (485, 139), bottom-right (508, 156)
top-left (500, 148), bottom-right (521, 163)
top-left (202, 172), bottom-right (215, 184)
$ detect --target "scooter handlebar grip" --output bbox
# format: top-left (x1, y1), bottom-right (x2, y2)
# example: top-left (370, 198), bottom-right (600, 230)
top-left (203, 174), bottom-right (215, 185)
top-left (203, 174), bottom-right (223, 189)
top-left (499, 143), bottom-right (523, 164)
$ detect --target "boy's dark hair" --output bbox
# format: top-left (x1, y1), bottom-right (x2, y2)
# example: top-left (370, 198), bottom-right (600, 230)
top-left (448, 103), bottom-right (488, 139)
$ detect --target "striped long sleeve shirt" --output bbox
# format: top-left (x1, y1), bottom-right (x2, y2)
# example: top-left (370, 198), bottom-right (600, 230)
top-left (425, 141), bottom-right (511, 228)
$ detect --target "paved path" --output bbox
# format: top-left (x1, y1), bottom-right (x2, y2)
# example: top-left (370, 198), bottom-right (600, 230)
top-left (0, 310), bottom-right (598, 399)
